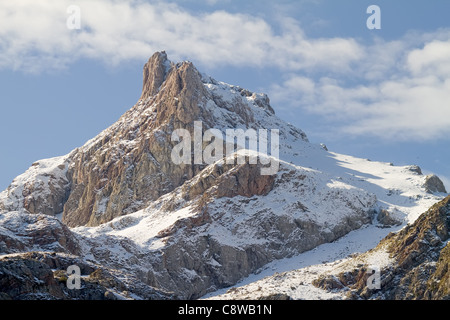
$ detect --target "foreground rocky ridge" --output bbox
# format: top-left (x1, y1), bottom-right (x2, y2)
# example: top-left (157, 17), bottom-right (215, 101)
top-left (211, 195), bottom-right (449, 300)
top-left (330, 195), bottom-right (450, 300)
top-left (0, 52), bottom-right (447, 299)
top-left (0, 251), bottom-right (173, 300)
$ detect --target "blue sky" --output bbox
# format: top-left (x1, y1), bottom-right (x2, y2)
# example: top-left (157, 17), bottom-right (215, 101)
top-left (1, 0), bottom-right (450, 191)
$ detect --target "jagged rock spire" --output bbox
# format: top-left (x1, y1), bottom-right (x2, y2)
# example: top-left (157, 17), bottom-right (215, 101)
top-left (140, 51), bottom-right (206, 125)
top-left (141, 51), bottom-right (171, 101)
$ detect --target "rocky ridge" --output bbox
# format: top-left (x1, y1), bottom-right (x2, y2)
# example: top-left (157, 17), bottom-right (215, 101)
top-left (0, 251), bottom-right (173, 300)
top-left (211, 195), bottom-right (450, 300)
top-left (309, 195), bottom-right (450, 300)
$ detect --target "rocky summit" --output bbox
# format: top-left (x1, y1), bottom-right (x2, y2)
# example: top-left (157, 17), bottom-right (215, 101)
top-left (0, 52), bottom-right (448, 300)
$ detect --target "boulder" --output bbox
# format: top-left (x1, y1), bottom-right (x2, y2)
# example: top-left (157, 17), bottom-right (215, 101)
top-left (423, 174), bottom-right (447, 194)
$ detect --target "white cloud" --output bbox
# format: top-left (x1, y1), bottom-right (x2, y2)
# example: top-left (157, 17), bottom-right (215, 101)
top-left (0, 0), bottom-right (363, 72)
top-left (407, 40), bottom-right (450, 78)
top-left (270, 30), bottom-right (450, 141)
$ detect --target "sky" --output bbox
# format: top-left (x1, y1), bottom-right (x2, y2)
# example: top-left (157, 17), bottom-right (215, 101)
top-left (1, 0), bottom-right (450, 191)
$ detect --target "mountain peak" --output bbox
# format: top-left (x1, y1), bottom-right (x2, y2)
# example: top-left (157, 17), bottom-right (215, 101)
top-left (140, 51), bottom-right (171, 101)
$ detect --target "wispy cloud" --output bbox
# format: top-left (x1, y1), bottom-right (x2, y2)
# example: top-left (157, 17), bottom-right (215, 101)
top-left (0, 0), bottom-right (362, 72)
top-left (270, 29), bottom-right (450, 141)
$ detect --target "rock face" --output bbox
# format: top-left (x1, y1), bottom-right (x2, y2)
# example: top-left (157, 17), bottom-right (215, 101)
top-left (141, 51), bottom-right (171, 100)
top-left (0, 211), bottom-right (80, 255)
top-left (63, 53), bottom-right (208, 227)
top-left (0, 156), bottom-right (71, 218)
top-left (0, 252), bottom-right (172, 300)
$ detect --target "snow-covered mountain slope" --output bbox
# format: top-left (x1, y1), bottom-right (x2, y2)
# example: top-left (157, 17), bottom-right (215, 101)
top-left (71, 144), bottom-right (445, 299)
top-left (0, 154), bottom-right (72, 216)
top-left (0, 52), bottom-right (447, 300)
top-left (203, 220), bottom-right (399, 300)
top-left (207, 195), bottom-right (450, 300)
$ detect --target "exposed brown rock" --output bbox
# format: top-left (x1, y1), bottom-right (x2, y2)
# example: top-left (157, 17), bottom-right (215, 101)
top-left (141, 51), bottom-right (171, 100)
top-left (0, 252), bottom-right (173, 300)
top-left (186, 161), bottom-right (276, 201)
top-left (426, 243), bottom-right (450, 299)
